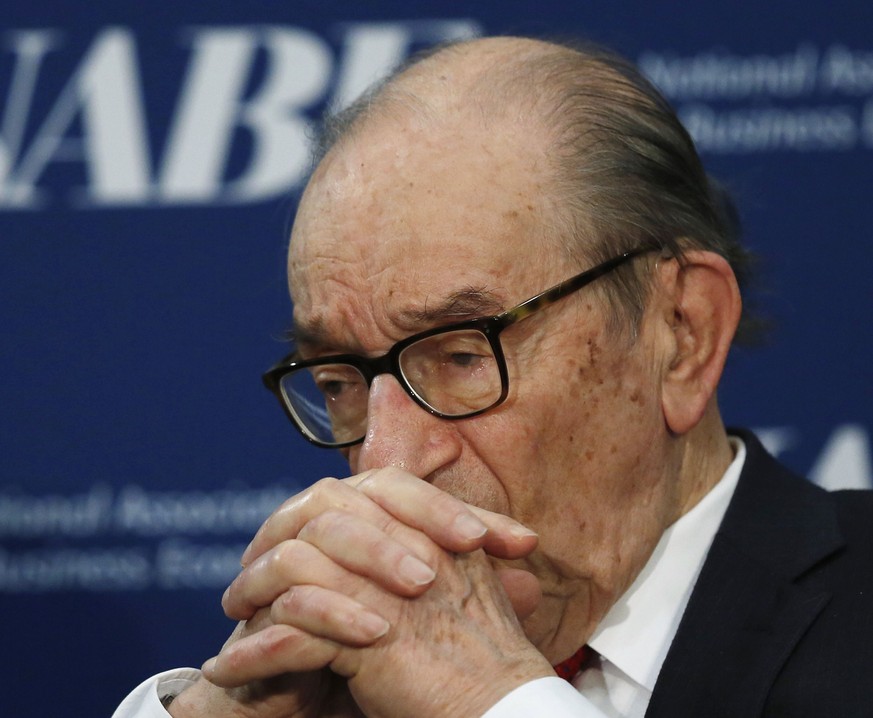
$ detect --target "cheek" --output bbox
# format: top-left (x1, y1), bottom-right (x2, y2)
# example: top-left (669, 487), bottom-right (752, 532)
top-left (451, 398), bottom-right (580, 529)
top-left (436, 420), bottom-right (522, 514)
top-left (480, 341), bottom-right (660, 523)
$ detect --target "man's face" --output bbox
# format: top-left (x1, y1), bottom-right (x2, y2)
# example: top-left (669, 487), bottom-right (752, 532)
top-left (287, 114), bottom-right (680, 661)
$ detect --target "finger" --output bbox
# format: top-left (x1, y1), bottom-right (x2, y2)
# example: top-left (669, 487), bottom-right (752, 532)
top-left (227, 513), bottom-right (438, 621)
top-left (296, 508), bottom-right (438, 593)
top-left (243, 606), bottom-right (274, 634)
top-left (350, 468), bottom-right (490, 549)
top-left (242, 476), bottom-right (404, 566)
top-left (466, 506), bottom-right (539, 559)
top-left (224, 539), bottom-right (352, 620)
top-left (496, 568), bottom-right (542, 621)
top-left (243, 470), bottom-right (499, 567)
top-left (270, 584), bottom-right (390, 646)
top-left (202, 624), bottom-right (341, 688)
top-left (351, 467), bottom-right (538, 557)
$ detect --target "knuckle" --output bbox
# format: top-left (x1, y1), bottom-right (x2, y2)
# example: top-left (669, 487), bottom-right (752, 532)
top-left (298, 508), bottom-right (345, 541)
top-left (262, 493), bottom-right (303, 531)
top-left (259, 625), bottom-right (301, 658)
top-left (267, 539), bottom-right (308, 579)
top-left (308, 478), bottom-right (362, 516)
top-left (278, 584), bottom-right (315, 613)
top-left (309, 476), bottom-right (342, 501)
top-left (268, 540), bottom-right (294, 569)
top-left (360, 465), bottom-right (409, 489)
top-left (271, 586), bottom-right (300, 621)
top-left (222, 582), bottom-right (240, 612)
top-left (432, 491), bottom-right (465, 517)
top-left (219, 650), bottom-right (242, 674)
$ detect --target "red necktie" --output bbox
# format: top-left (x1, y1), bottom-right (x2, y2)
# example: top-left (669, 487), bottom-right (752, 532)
top-left (553, 645), bottom-right (594, 681)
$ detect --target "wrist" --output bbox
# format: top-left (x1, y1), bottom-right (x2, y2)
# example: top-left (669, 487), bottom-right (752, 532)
top-left (164, 678), bottom-right (224, 718)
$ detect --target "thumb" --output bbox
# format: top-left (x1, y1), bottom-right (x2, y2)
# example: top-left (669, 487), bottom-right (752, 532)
top-left (496, 568), bottom-right (541, 620)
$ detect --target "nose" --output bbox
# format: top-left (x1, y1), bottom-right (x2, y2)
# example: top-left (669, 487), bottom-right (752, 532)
top-left (351, 374), bottom-right (462, 477)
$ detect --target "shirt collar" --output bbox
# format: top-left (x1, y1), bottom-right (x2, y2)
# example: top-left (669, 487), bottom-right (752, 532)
top-left (587, 436), bottom-right (746, 691)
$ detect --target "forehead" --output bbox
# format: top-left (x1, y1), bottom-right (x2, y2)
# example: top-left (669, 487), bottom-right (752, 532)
top-left (288, 116), bottom-right (566, 350)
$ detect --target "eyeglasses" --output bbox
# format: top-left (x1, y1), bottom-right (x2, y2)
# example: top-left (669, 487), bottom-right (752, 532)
top-left (263, 247), bottom-right (654, 448)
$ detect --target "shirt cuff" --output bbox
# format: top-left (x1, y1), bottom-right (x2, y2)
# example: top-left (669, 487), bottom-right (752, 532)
top-left (480, 677), bottom-right (606, 718)
top-left (112, 668), bottom-right (201, 718)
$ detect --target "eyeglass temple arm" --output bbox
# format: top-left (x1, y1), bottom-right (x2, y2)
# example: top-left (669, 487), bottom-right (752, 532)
top-left (496, 247), bottom-right (656, 328)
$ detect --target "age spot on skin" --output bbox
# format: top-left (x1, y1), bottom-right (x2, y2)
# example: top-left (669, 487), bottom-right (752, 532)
top-left (586, 338), bottom-right (601, 367)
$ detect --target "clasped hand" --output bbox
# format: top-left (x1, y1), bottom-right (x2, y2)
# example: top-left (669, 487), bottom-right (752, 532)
top-left (171, 467), bottom-right (553, 718)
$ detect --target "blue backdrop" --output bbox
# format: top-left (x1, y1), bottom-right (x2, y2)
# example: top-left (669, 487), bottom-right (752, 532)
top-left (1, 2), bottom-right (871, 715)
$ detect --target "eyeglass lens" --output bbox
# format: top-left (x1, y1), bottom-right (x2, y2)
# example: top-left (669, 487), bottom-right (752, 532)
top-left (281, 328), bottom-right (503, 445)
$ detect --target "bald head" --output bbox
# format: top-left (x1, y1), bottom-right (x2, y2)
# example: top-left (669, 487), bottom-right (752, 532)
top-left (319, 38), bottom-right (560, 155)
top-left (310, 36), bottom-right (756, 342)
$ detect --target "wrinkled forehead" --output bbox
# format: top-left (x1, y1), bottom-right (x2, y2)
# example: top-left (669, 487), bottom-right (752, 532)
top-left (287, 117), bottom-right (568, 350)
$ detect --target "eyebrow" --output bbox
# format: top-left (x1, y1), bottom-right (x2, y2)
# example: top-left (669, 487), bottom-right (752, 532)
top-left (398, 287), bottom-right (505, 328)
top-left (285, 320), bottom-right (323, 354)
top-left (288, 287), bottom-right (506, 353)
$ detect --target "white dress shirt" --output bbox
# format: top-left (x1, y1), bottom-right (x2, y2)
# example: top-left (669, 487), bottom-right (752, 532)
top-left (483, 436), bottom-right (746, 718)
top-left (114, 438), bottom-right (746, 718)
top-left (113, 668), bottom-right (200, 718)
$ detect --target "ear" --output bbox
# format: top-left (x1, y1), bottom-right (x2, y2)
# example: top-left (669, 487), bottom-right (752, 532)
top-left (655, 250), bottom-right (741, 435)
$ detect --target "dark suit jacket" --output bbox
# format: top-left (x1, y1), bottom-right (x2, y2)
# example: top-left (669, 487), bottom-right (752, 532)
top-left (645, 429), bottom-right (873, 717)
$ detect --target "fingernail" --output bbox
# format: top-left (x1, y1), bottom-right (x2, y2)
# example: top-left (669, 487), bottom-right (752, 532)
top-left (358, 611), bottom-right (390, 639)
top-left (399, 555), bottom-right (436, 586)
top-left (201, 657), bottom-right (217, 677)
top-left (452, 513), bottom-right (488, 541)
top-left (509, 524), bottom-right (538, 540)
top-left (240, 543), bottom-right (253, 567)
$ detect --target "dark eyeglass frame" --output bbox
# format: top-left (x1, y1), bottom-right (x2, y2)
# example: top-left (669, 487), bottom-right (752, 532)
top-left (263, 246), bottom-right (655, 448)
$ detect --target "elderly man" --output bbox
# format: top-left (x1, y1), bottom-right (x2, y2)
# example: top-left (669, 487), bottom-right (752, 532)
top-left (115, 37), bottom-right (873, 717)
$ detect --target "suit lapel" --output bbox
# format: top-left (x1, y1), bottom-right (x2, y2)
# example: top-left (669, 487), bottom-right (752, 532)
top-left (645, 431), bottom-right (843, 718)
